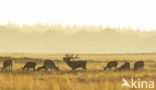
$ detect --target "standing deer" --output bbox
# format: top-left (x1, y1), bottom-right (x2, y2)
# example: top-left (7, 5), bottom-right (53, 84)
top-left (117, 62), bottom-right (130, 71)
top-left (22, 62), bottom-right (37, 71)
top-left (2, 59), bottom-right (12, 71)
top-left (104, 61), bottom-right (118, 71)
top-left (63, 54), bottom-right (87, 71)
top-left (133, 61), bottom-right (144, 71)
top-left (37, 59), bottom-right (59, 71)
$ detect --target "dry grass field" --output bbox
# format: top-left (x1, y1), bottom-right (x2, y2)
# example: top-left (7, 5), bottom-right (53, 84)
top-left (0, 53), bottom-right (155, 90)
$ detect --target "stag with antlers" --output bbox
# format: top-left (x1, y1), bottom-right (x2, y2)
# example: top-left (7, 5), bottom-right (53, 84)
top-left (63, 54), bottom-right (87, 71)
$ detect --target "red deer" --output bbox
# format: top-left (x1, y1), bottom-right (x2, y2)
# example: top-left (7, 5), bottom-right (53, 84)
top-left (104, 61), bottom-right (118, 71)
top-left (37, 59), bottom-right (59, 71)
top-left (2, 59), bottom-right (12, 71)
top-left (63, 54), bottom-right (87, 71)
top-left (133, 61), bottom-right (144, 71)
top-left (117, 62), bottom-right (130, 71)
top-left (22, 62), bottom-right (37, 71)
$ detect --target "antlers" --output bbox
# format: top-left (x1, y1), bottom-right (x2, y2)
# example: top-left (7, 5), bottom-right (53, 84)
top-left (65, 54), bottom-right (79, 59)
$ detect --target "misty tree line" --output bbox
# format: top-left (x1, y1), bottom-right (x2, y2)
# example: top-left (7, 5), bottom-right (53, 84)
top-left (0, 23), bottom-right (156, 53)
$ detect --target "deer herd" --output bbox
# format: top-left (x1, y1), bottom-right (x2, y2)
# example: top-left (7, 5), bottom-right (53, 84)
top-left (1, 54), bottom-right (144, 72)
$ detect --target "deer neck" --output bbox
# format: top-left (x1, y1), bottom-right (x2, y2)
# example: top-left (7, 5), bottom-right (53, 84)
top-left (65, 59), bottom-right (71, 64)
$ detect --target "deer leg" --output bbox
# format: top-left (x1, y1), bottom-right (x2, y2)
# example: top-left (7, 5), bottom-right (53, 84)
top-left (71, 68), bottom-right (75, 71)
top-left (1, 68), bottom-right (3, 71)
top-left (10, 66), bottom-right (12, 70)
top-left (33, 67), bottom-right (36, 71)
top-left (84, 67), bottom-right (87, 70)
top-left (26, 68), bottom-right (29, 71)
top-left (11, 65), bottom-right (12, 69)
top-left (115, 67), bottom-right (117, 71)
top-left (141, 67), bottom-right (144, 71)
top-left (44, 67), bottom-right (48, 71)
top-left (50, 67), bottom-right (53, 72)
top-left (22, 66), bottom-right (25, 70)
top-left (126, 67), bottom-right (129, 71)
top-left (9, 66), bottom-right (11, 70)
top-left (47, 68), bottom-right (49, 71)
top-left (123, 68), bottom-right (126, 71)
top-left (1, 67), bottom-right (5, 71)
top-left (82, 65), bottom-right (86, 70)
top-left (140, 67), bottom-right (143, 71)
top-left (104, 67), bottom-right (108, 71)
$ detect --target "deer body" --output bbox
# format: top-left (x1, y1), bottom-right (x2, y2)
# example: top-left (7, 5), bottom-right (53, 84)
top-left (104, 61), bottom-right (118, 71)
top-left (2, 59), bottom-right (12, 71)
top-left (117, 62), bottom-right (130, 71)
top-left (63, 54), bottom-right (87, 70)
top-left (22, 62), bottom-right (37, 71)
top-left (134, 61), bottom-right (144, 71)
top-left (64, 60), bottom-right (87, 70)
top-left (37, 60), bottom-right (59, 71)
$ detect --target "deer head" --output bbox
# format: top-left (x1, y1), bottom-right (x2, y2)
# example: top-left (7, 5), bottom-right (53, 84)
top-left (63, 54), bottom-right (79, 62)
top-left (56, 66), bottom-right (59, 71)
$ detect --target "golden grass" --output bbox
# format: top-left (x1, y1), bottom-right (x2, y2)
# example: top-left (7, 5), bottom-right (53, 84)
top-left (0, 53), bottom-right (155, 90)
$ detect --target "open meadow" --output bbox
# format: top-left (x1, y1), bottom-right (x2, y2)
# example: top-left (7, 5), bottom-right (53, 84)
top-left (0, 53), bottom-right (155, 90)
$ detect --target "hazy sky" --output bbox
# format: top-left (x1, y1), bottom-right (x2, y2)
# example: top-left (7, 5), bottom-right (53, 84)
top-left (0, 0), bottom-right (156, 30)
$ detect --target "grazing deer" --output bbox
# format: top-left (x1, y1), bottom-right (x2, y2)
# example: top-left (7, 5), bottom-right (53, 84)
top-left (133, 61), bottom-right (144, 71)
top-left (22, 62), bottom-right (37, 71)
top-left (117, 62), bottom-right (130, 71)
top-left (63, 54), bottom-right (87, 71)
top-left (104, 61), bottom-right (118, 71)
top-left (2, 59), bottom-right (12, 71)
top-left (37, 59), bottom-right (59, 71)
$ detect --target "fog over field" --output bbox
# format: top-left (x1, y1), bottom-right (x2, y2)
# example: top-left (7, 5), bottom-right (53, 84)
top-left (0, 24), bottom-right (156, 53)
